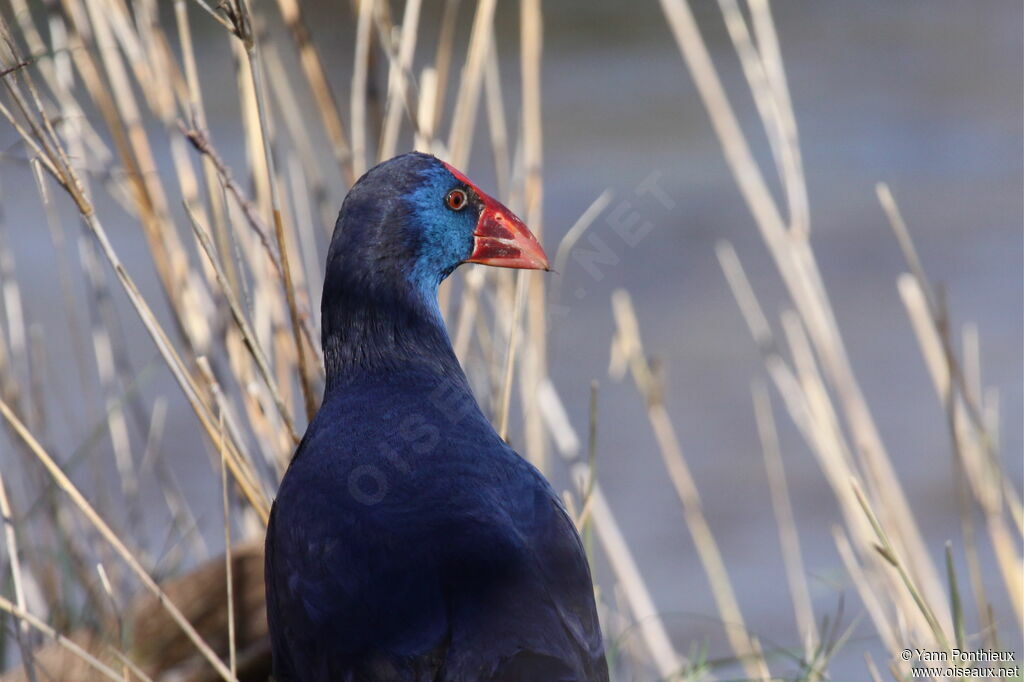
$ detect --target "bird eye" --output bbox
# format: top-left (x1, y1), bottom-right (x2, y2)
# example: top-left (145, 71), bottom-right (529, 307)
top-left (445, 188), bottom-right (468, 211)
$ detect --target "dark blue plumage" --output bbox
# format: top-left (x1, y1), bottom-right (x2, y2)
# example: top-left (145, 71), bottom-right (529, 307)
top-left (265, 153), bottom-right (608, 681)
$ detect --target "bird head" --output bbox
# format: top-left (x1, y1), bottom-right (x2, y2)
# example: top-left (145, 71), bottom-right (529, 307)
top-left (326, 153), bottom-right (548, 306)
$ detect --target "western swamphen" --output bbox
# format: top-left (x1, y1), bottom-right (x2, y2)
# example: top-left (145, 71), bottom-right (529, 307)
top-left (265, 153), bottom-right (609, 681)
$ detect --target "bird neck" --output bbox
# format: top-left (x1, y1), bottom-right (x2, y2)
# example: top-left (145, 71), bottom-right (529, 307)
top-left (320, 270), bottom-right (466, 394)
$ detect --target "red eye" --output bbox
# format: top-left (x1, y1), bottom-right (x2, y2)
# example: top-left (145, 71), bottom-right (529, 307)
top-left (446, 188), bottom-right (468, 211)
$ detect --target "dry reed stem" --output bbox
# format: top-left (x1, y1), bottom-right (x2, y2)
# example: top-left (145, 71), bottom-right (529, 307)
top-left (750, 381), bottom-right (818, 658)
top-left (93, 563), bottom-right (125, 679)
top-left (89, 207), bottom-right (271, 522)
top-left (717, 0), bottom-right (806, 235)
top-left (779, 311), bottom-right (881, 539)
top-left (898, 277), bottom-right (1024, 627)
top-left (80, 235), bottom-right (137, 502)
top-left (593, 492), bottom-right (681, 677)
top-left (139, 396), bottom-right (207, 559)
top-left (611, 289), bottom-right (765, 680)
top-left (267, 0), bottom-right (353, 182)
top-left (747, 0), bottom-right (807, 235)
top-left (496, 271), bottom-right (527, 441)
top-left (483, 38), bottom-right (510, 197)
top-left (379, 0), bottom-right (423, 161)
top-left (881, 184), bottom-right (1021, 627)
top-left (265, 45), bottom-right (333, 234)
top-left (452, 267), bottom-right (485, 361)
top-left (658, 0), bottom-right (948, 626)
top-left (519, 0), bottom-right (548, 473)
top-left (175, 0), bottom-right (238, 297)
top-left (551, 191), bottom-right (614, 286)
top-left (718, 237), bottom-right (943, 648)
top-left (234, 0), bottom-right (319, 422)
top-left (198, 357), bottom-right (269, 510)
top-left (0, 398), bottom-right (238, 682)
top-left (351, 0), bottom-right (375, 179)
top-left (187, 201), bottom-right (300, 445)
top-left (577, 381), bottom-right (599, 536)
top-left (2, 44), bottom-right (270, 522)
top-left (879, 184), bottom-right (1003, 461)
top-left (80, 0), bottom-right (203, 349)
top-left (430, 0), bottom-right (461, 136)
top-left (864, 652), bottom-right (885, 682)
top-left (534, 369), bottom-right (683, 676)
top-left (448, 16), bottom-right (518, 373)
top-left (950, 351), bottom-right (999, 642)
top-left (414, 66), bottom-right (438, 151)
top-left (0, 473), bottom-right (36, 682)
top-left (179, 124), bottom-right (322, 363)
top-left (446, 0), bottom-right (496, 167)
top-left (219, 412), bottom-right (238, 677)
top-left (178, 125), bottom-right (281, 275)
top-left (0, 228), bottom-right (28, 426)
top-left (285, 156), bottom-right (324, 324)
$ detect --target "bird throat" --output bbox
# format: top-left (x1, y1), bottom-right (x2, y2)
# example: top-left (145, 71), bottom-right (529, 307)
top-left (320, 272), bottom-right (465, 393)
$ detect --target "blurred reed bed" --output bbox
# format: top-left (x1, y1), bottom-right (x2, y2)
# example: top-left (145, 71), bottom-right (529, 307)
top-left (0, 0), bottom-right (1019, 680)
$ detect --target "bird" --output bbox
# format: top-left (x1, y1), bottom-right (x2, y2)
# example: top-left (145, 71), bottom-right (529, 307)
top-left (265, 152), bottom-right (609, 682)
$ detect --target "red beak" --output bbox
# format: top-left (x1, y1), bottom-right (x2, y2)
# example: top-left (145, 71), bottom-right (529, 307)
top-left (443, 162), bottom-right (549, 271)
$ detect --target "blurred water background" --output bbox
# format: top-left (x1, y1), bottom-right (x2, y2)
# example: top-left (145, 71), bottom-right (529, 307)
top-left (1, 0), bottom-right (1020, 678)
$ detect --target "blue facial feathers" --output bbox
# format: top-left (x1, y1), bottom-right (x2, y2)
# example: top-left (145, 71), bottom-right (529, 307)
top-left (405, 163), bottom-right (477, 297)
